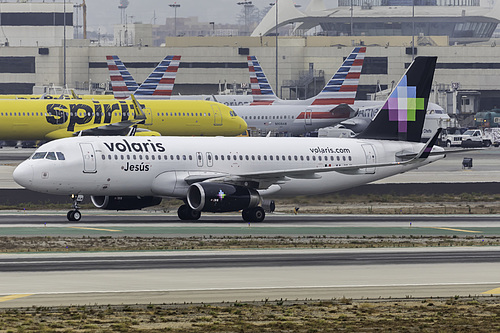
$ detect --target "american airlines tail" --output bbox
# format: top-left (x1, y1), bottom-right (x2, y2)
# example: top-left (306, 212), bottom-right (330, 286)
top-left (106, 55), bottom-right (139, 99)
top-left (247, 55), bottom-right (278, 105)
top-left (134, 55), bottom-right (181, 99)
top-left (248, 47), bottom-right (365, 106)
top-left (107, 55), bottom-right (181, 100)
top-left (310, 47), bottom-right (366, 106)
top-left (357, 56), bottom-right (437, 142)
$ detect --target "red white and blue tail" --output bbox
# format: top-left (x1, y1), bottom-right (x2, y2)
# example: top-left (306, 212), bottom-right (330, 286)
top-left (248, 56), bottom-right (278, 105)
top-left (311, 47), bottom-right (366, 106)
top-left (134, 55), bottom-right (181, 99)
top-left (107, 55), bottom-right (139, 99)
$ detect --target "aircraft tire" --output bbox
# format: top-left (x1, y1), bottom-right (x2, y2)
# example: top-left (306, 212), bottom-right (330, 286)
top-left (177, 205), bottom-right (201, 220)
top-left (67, 210), bottom-right (81, 222)
top-left (243, 207), bottom-right (265, 222)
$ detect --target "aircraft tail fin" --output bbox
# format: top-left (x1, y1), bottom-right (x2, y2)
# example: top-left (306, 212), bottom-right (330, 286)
top-left (311, 47), bottom-right (366, 106)
top-left (357, 56), bottom-right (437, 142)
top-left (134, 55), bottom-right (181, 99)
top-left (248, 55), bottom-right (278, 105)
top-left (106, 55), bottom-right (139, 100)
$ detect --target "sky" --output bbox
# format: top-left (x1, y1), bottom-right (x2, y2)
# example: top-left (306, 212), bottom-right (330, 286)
top-left (84, 0), bottom-right (314, 33)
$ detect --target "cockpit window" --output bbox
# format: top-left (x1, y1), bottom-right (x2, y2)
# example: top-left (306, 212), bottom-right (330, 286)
top-left (56, 152), bottom-right (65, 160)
top-left (32, 152), bottom-right (47, 160)
top-left (46, 152), bottom-right (57, 160)
top-left (230, 111), bottom-right (238, 117)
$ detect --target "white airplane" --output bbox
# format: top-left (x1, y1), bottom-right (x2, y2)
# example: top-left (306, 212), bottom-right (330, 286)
top-left (13, 57), bottom-right (443, 223)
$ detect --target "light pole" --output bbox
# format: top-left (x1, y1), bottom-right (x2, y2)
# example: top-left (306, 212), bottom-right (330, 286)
top-left (412, 0), bottom-right (415, 60)
top-left (169, 2), bottom-right (180, 37)
top-left (63, 0), bottom-right (66, 87)
top-left (270, 1), bottom-right (278, 98)
top-left (209, 22), bottom-right (215, 36)
top-left (237, 1), bottom-right (253, 36)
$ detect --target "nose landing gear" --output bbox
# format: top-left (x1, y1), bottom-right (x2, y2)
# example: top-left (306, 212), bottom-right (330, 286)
top-left (67, 194), bottom-right (84, 221)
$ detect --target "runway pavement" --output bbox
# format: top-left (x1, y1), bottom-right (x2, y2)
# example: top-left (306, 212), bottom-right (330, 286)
top-left (0, 248), bottom-right (499, 307)
top-left (1, 213), bottom-right (500, 236)
top-left (0, 148), bottom-right (499, 307)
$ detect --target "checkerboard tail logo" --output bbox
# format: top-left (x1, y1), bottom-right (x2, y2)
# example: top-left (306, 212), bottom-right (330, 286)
top-left (357, 57), bottom-right (437, 142)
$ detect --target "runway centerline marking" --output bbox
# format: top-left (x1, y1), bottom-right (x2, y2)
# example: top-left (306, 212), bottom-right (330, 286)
top-left (68, 227), bottom-right (122, 232)
top-left (0, 294), bottom-right (33, 302)
top-left (482, 287), bottom-right (500, 295)
top-left (423, 227), bottom-right (482, 233)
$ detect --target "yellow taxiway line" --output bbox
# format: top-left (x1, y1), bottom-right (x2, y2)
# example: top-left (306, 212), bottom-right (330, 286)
top-left (482, 287), bottom-right (500, 295)
top-left (68, 227), bottom-right (122, 232)
top-left (0, 294), bottom-right (33, 302)
top-left (425, 227), bottom-right (482, 233)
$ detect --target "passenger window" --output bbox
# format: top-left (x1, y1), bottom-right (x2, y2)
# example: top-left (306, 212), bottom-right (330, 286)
top-left (101, 155), bottom-right (105, 160)
top-left (145, 155), bottom-right (149, 160)
top-left (32, 152), bottom-right (47, 160)
top-left (46, 152), bottom-right (57, 160)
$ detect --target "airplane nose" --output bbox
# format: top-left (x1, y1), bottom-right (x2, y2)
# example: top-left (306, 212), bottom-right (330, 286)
top-left (13, 162), bottom-right (33, 189)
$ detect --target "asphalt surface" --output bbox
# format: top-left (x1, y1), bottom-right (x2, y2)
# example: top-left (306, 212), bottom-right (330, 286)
top-left (1, 249), bottom-right (500, 272)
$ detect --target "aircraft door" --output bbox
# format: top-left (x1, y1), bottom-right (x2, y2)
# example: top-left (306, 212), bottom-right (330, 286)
top-left (212, 105), bottom-right (223, 126)
top-left (196, 152), bottom-right (203, 167)
top-left (206, 152), bottom-right (213, 167)
top-left (80, 143), bottom-right (97, 173)
top-left (305, 109), bottom-right (313, 126)
top-left (361, 144), bottom-right (376, 174)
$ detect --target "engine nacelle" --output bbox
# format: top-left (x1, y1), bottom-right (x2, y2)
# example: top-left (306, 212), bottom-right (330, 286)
top-left (91, 196), bottom-right (162, 210)
top-left (187, 183), bottom-right (260, 213)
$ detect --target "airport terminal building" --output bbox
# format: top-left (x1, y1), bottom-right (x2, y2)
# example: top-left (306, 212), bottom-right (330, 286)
top-left (1, 0), bottom-right (500, 120)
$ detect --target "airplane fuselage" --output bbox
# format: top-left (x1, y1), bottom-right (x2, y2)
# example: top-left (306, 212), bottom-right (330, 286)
top-left (233, 104), bottom-right (352, 135)
top-left (14, 136), bottom-right (444, 199)
top-left (0, 99), bottom-right (247, 140)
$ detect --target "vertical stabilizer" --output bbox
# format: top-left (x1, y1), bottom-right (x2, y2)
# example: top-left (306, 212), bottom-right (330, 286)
top-left (106, 55), bottom-right (139, 99)
top-left (357, 57), bottom-right (437, 142)
top-left (134, 55), bottom-right (181, 99)
top-left (311, 47), bottom-right (366, 106)
top-left (248, 56), bottom-right (277, 105)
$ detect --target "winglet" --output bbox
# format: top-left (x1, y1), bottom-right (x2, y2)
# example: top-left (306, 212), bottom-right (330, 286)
top-left (416, 128), bottom-right (442, 159)
top-left (130, 94), bottom-right (147, 121)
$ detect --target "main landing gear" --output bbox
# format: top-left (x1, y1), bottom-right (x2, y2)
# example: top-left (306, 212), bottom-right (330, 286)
top-left (177, 204), bottom-right (201, 221)
top-left (242, 207), bottom-right (265, 222)
top-left (67, 194), bottom-right (84, 221)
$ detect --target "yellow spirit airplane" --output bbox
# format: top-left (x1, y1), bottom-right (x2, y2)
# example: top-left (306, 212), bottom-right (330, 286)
top-left (0, 96), bottom-right (247, 140)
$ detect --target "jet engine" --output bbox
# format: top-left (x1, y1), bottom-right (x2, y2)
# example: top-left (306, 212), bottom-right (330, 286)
top-left (91, 196), bottom-right (162, 210)
top-left (187, 183), bottom-right (260, 213)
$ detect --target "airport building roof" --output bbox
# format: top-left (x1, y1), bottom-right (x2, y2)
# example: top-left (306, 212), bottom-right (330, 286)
top-left (252, 0), bottom-right (500, 44)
